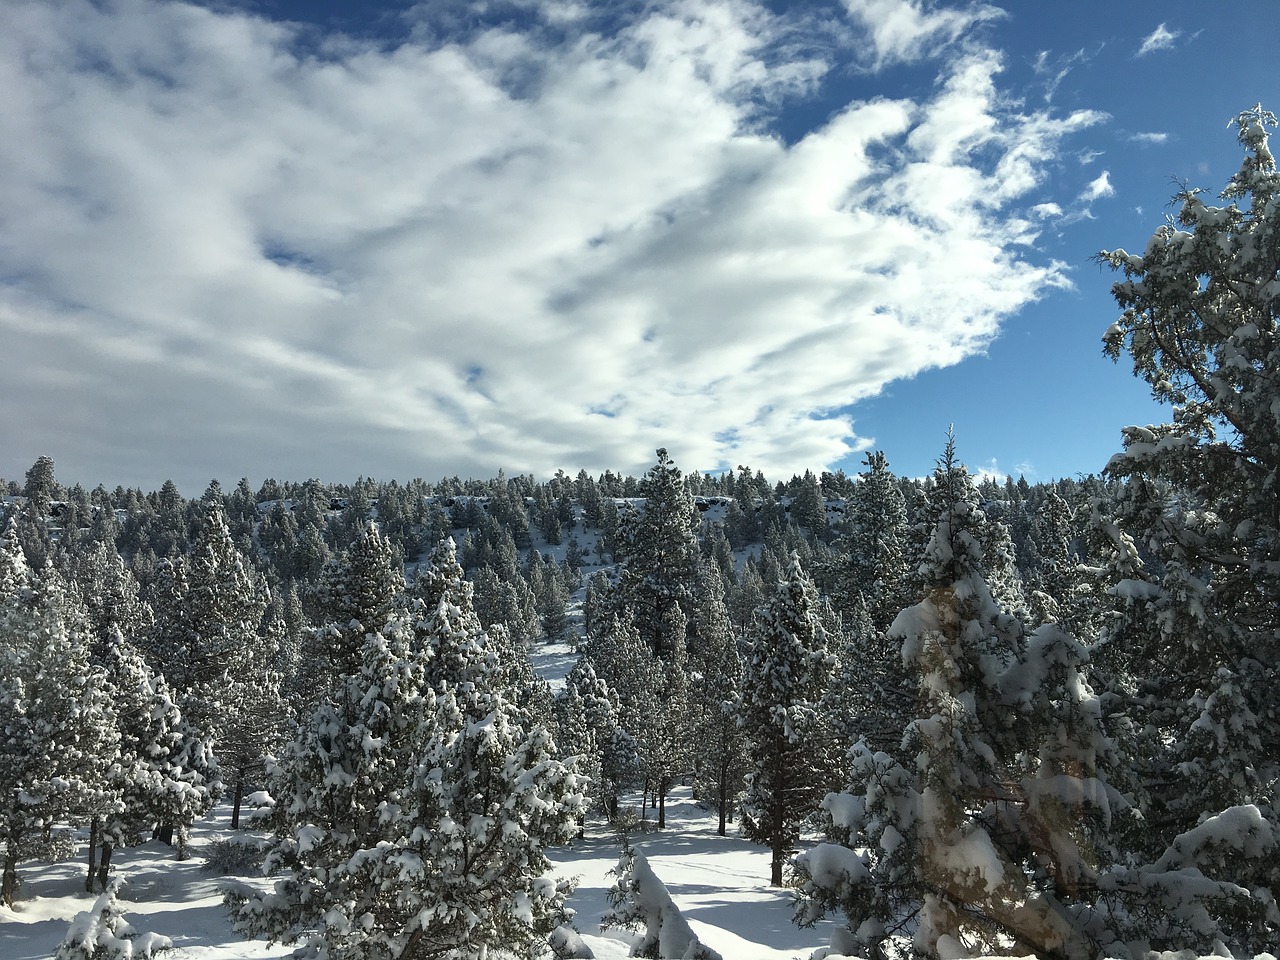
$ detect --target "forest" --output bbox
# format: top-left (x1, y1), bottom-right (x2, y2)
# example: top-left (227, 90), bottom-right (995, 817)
top-left (1, 110), bottom-right (1278, 960)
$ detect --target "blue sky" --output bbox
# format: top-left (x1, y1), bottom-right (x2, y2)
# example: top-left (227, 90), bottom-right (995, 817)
top-left (1, 0), bottom-right (1275, 492)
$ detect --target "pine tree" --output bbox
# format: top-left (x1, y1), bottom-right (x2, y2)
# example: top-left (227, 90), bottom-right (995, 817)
top-left (561, 656), bottom-right (637, 819)
top-left (737, 553), bottom-right (839, 886)
top-left (789, 470), bottom-right (828, 541)
top-left (91, 630), bottom-right (217, 886)
top-left (309, 521), bottom-right (406, 692)
top-left (0, 543), bottom-right (117, 906)
top-left (1087, 105), bottom-right (1280, 951)
top-left (688, 563), bottom-right (747, 836)
top-left (836, 452), bottom-right (910, 632)
top-left (232, 548), bottom-right (583, 959)
top-left (55, 878), bottom-right (172, 959)
top-left (794, 441), bottom-right (1119, 959)
top-left (228, 620), bottom-right (437, 956)
top-left (585, 612), bottom-right (665, 821)
top-left (602, 844), bottom-right (724, 960)
top-left (614, 449), bottom-right (700, 660)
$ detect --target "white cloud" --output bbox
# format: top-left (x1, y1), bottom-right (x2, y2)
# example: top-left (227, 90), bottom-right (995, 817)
top-left (1031, 46), bottom-right (1089, 103)
top-left (0, 0), bottom-right (1102, 489)
top-left (841, 0), bottom-right (1004, 68)
top-left (1137, 23), bottom-right (1180, 57)
top-left (1080, 170), bottom-right (1115, 202)
top-left (1129, 131), bottom-right (1169, 145)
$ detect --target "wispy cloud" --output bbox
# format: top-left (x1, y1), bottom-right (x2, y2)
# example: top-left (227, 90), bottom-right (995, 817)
top-left (1031, 47), bottom-right (1090, 103)
top-left (841, 0), bottom-right (1004, 68)
top-left (1080, 170), bottom-right (1115, 202)
top-left (0, 0), bottom-right (1104, 488)
top-left (1137, 23), bottom-right (1180, 57)
top-left (1129, 131), bottom-right (1169, 145)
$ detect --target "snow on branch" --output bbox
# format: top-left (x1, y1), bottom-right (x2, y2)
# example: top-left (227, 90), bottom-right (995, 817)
top-left (602, 843), bottom-right (723, 960)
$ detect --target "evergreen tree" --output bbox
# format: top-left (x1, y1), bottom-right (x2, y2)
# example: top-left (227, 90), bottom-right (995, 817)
top-left (55, 878), bottom-right (172, 960)
top-left (794, 441), bottom-right (1120, 959)
top-left (561, 656), bottom-right (636, 819)
top-left (614, 449), bottom-right (700, 660)
top-left (0, 539), bottom-right (117, 905)
top-left (834, 451), bottom-right (910, 631)
top-left (310, 521), bottom-right (405, 688)
top-left (91, 631), bottom-right (217, 884)
top-left (1087, 105), bottom-right (1280, 951)
top-left (585, 612), bottom-right (664, 821)
top-left (232, 549), bottom-right (583, 959)
top-left (736, 553), bottom-right (839, 886)
top-left (789, 470), bottom-right (828, 541)
top-left (688, 563), bottom-right (747, 837)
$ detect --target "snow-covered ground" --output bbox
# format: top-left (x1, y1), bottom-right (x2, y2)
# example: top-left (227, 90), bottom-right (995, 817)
top-left (551, 785), bottom-right (839, 959)
top-left (0, 786), bottom-right (836, 959)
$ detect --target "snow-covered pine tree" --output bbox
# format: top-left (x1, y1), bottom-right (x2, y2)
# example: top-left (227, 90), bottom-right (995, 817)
top-left (794, 440), bottom-right (1121, 959)
top-left (1088, 104), bottom-right (1280, 953)
top-left (0, 536), bottom-right (118, 906)
top-left (395, 682), bottom-right (583, 958)
top-left (90, 630), bottom-right (217, 889)
top-left (602, 843), bottom-right (724, 960)
top-left (834, 452), bottom-right (910, 632)
top-left (55, 878), bottom-right (172, 960)
top-left (306, 521), bottom-right (406, 705)
top-left (232, 534), bottom-right (584, 959)
top-left (585, 611), bottom-right (665, 821)
top-left (614, 449), bottom-right (700, 661)
top-left (820, 593), bottom-right (911, 762)
top-left (75, 540), bottom-right (153, 648)
top-left (412, 537), bottom-right (499, 694)
top-left (687, 562), bottom-right (747, 837)
top-left (647, 601), bottom-right (691, 829)
top-left (227, 618), bottom-right (436, 956)
top-left (560, 655), bottom-right (637, 820)
top-left (737, 553), bottom-right (839, 886)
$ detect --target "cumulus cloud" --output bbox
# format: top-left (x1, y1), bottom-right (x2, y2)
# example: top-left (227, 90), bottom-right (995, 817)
top-left (0, 0), bottom-right (1102, 488)
top-left (1137, 23), bottom-right (1179, 57)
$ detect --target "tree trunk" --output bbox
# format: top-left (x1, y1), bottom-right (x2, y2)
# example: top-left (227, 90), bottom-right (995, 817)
top-left (717, 781), bottom-right (728, 837)
top-left (2, 847), bottom-right (18, 907)
top-left (658, 781), bottom-right (666, 830)
top-left (85, 817), bottom-right (100, 892)
top-left (96, 841), bottom-right (114, 890)
top-left (155, 823), bottom-right (175, 846)
top-left (770, 845), bottom-right (784, 887)
top-left (231, 776), bottom-right (244, 830)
